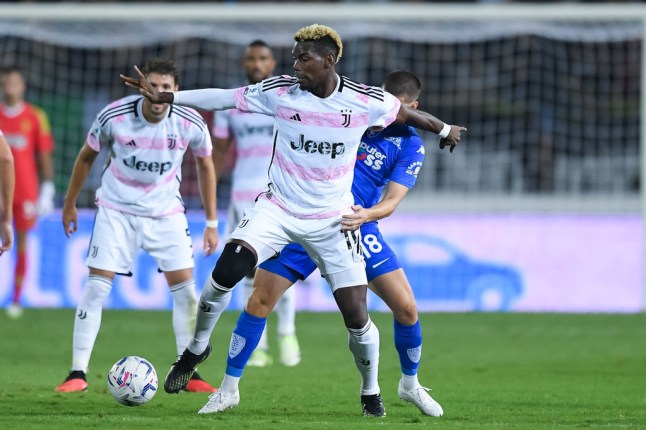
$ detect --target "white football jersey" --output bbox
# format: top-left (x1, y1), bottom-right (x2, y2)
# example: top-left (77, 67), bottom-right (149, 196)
top-left (86, 95), bottom-right (212, 217)
top-left (233, 74), bottom-right (400, 218)
top-left (212, 109), bottom-right (274, 205)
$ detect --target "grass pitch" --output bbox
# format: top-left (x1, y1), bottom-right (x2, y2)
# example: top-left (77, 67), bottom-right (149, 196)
top-left (0, 310), bottom-right (644, 429)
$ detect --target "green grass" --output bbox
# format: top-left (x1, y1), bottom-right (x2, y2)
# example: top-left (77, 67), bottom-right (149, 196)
top-left (1, 310), bottom-right (645, 429)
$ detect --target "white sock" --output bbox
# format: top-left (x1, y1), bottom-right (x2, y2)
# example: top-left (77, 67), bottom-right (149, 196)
top-left (72, 275), bottom-right (112, 372)
top-left (401, 373), bottom-right (420, 390)
top-left (220, 373), bottom-right (240, 393)
top-left (188, 277), bottom-right (232, 355)
top-left (169, 279), bottom-right (197, 356)
top-left (348, 318), bottom-right (380, 396)
top-left (276, 287), bottom-right (296, 338)
top-left (244, 275), bottom-right (269, 351)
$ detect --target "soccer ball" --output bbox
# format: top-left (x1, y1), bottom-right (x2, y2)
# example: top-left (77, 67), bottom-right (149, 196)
top-left (107, 356), bottom-right (158, 406)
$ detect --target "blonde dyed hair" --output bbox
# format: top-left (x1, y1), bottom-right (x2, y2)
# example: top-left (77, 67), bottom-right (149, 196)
top-left (293, 24), bottom-right (343, 63)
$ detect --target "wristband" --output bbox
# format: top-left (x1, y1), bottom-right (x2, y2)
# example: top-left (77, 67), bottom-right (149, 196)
top-left (205, 219), bottom-right (219, 229)
top-left (439, 123), bottom-right (451, 138)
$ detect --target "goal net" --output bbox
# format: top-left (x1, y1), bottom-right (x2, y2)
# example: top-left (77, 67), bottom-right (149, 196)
top-left (0, 4), bottom-right (643, 313)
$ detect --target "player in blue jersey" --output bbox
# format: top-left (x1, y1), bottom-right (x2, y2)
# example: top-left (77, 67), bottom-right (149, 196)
top-left (207, 71), bottom-right (444, 417)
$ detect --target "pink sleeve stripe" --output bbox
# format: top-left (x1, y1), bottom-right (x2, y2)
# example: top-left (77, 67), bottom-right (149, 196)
top-left (237, 145), bottom-right (274, 159)
top-left (192, 147), bottom-right (212, 158)
top-left (212, 126), bottom-right (229, 139)
top-left (234, 87), bottom-right (250, 112)
top-left (273, 150), bottom-right (354, 182)
top-left (276, 106), bottom-right (368, 128)
top-left (86, 133), bottom-right (101, 152)
top-left (259, 193), bottom-right (348, 220)
top-left (108, 163), bottom-right (179, 193)
top-left (382, 98), bottom-right (401, 128)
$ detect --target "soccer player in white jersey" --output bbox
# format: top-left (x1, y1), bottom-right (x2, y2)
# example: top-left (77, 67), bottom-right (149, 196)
top-left (0, 129), bottom-right (15, 255)
top-left (213, 40), bottom-right (300, 368)
top-left (56, 58), bottom-right (219, 394)
top-left (122, 24), bottom-right (465, 416)
top-left (213, 71), bottom-right (443, 417)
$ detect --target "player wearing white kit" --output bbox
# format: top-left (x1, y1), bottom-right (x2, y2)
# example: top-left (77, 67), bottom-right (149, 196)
top-left (213, 40), bottom-right (300, 368)
top-left (122, 24), bottom-right (465, 416)
top-left (217, 71), bottom-right (443, 417)
top-left (56, 59), bottom-right (219, 393)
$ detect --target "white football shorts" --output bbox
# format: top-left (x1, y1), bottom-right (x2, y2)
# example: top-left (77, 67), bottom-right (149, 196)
top-left (226, 200), bottom-right (254, 236)
top-left (229, 197), bottom-right (366, 291)
top-left (86, 206), bottom-right (194, 275)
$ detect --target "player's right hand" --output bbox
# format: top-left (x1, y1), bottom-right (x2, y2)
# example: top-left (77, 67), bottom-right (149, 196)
top-left (0, 221), bottom-right (14, 255)
top-left (439, 125), bottom-right (467, 153)
top-left (62, 205), bottom-right (78, 238)
top-left (120, 66), bottom-right (171, 104)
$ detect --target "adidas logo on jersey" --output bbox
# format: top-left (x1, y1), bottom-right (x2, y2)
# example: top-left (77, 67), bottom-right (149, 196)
top-left (123, 155), bottom-right (172, 175)
top-left (290, 113), bottom-right (301, 122)
top-left (125, 139), bottom-right (137, 146)
top-left (289, 134), bottom-right (346, 159)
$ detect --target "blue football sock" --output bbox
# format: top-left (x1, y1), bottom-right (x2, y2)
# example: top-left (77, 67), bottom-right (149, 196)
top-left (393, 319), bottom-right (422, 376)
top-left (226, 310), bottom-right (267, 377)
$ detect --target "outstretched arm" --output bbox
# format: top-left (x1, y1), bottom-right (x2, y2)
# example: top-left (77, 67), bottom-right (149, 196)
top-left (396, 105), bottom-right (467, 153)
top-left (121, 66), bottom-right (237, 111)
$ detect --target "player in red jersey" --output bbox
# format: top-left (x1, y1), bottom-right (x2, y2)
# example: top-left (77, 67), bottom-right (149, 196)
top-left (0, 67), bottom-right (55, 318)
top-left (0, 129), bottom-right (15, 255)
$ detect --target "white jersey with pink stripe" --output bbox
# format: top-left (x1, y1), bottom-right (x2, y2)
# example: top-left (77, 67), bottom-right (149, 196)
top-left (213, 109), bottom-right (274, 205)
top-left (86, 95), bottom-right (212, 217)
top-left (234, 74), bottom-right (401, 219)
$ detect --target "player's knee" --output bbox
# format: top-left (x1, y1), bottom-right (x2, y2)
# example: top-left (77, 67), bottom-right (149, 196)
top-left (246, 294), bottom-right (273, 318)
top-left (340, 304), bottom-right (369, 329)
top-left (394, 301), bottom-right (418, 326)
top-left (211, 242), bottom-right (257, 289)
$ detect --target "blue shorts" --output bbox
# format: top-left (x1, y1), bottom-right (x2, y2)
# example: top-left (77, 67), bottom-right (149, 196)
top-left (258, 222), bottom-right (401, 284)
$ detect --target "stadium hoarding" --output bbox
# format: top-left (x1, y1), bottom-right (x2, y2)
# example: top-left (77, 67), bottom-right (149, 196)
top-left (0, 210), bottom-right (642, 313)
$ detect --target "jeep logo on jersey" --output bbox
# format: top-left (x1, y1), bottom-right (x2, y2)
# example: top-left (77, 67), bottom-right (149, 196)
top-left (290, 134), bottom-right (345, 159)
top-left (123, 156), bottom-right (172, 175)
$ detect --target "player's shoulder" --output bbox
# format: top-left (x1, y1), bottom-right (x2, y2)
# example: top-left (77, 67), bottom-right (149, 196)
top-left (338, 76), bottom-right (385, 101)
top-left (97, 95), bottom-right (140, 126)
top-left (259, 75), bottom-right (298, 93)
top-left (169, 104), bottom-right (207, 131)
top-left (401, 126), bottom-right (425, 157)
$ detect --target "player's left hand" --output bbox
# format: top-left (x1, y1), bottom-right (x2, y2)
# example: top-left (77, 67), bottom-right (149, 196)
top-left (203, 226), bottom-right (219, 256)
top-left (439, 125), bottom-right (467, 153)
top-left (341, 205), bottom-right (370, 232)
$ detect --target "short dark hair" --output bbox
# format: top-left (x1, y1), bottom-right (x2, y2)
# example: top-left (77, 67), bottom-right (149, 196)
top-left (142, 58), bottom-right (179, 86)
top-left (248, 39), bottom-right (271, 50)
top-left (383, 70), bottom-right (421, 103)
top-left (1, 66), bottom-right (22, 77)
